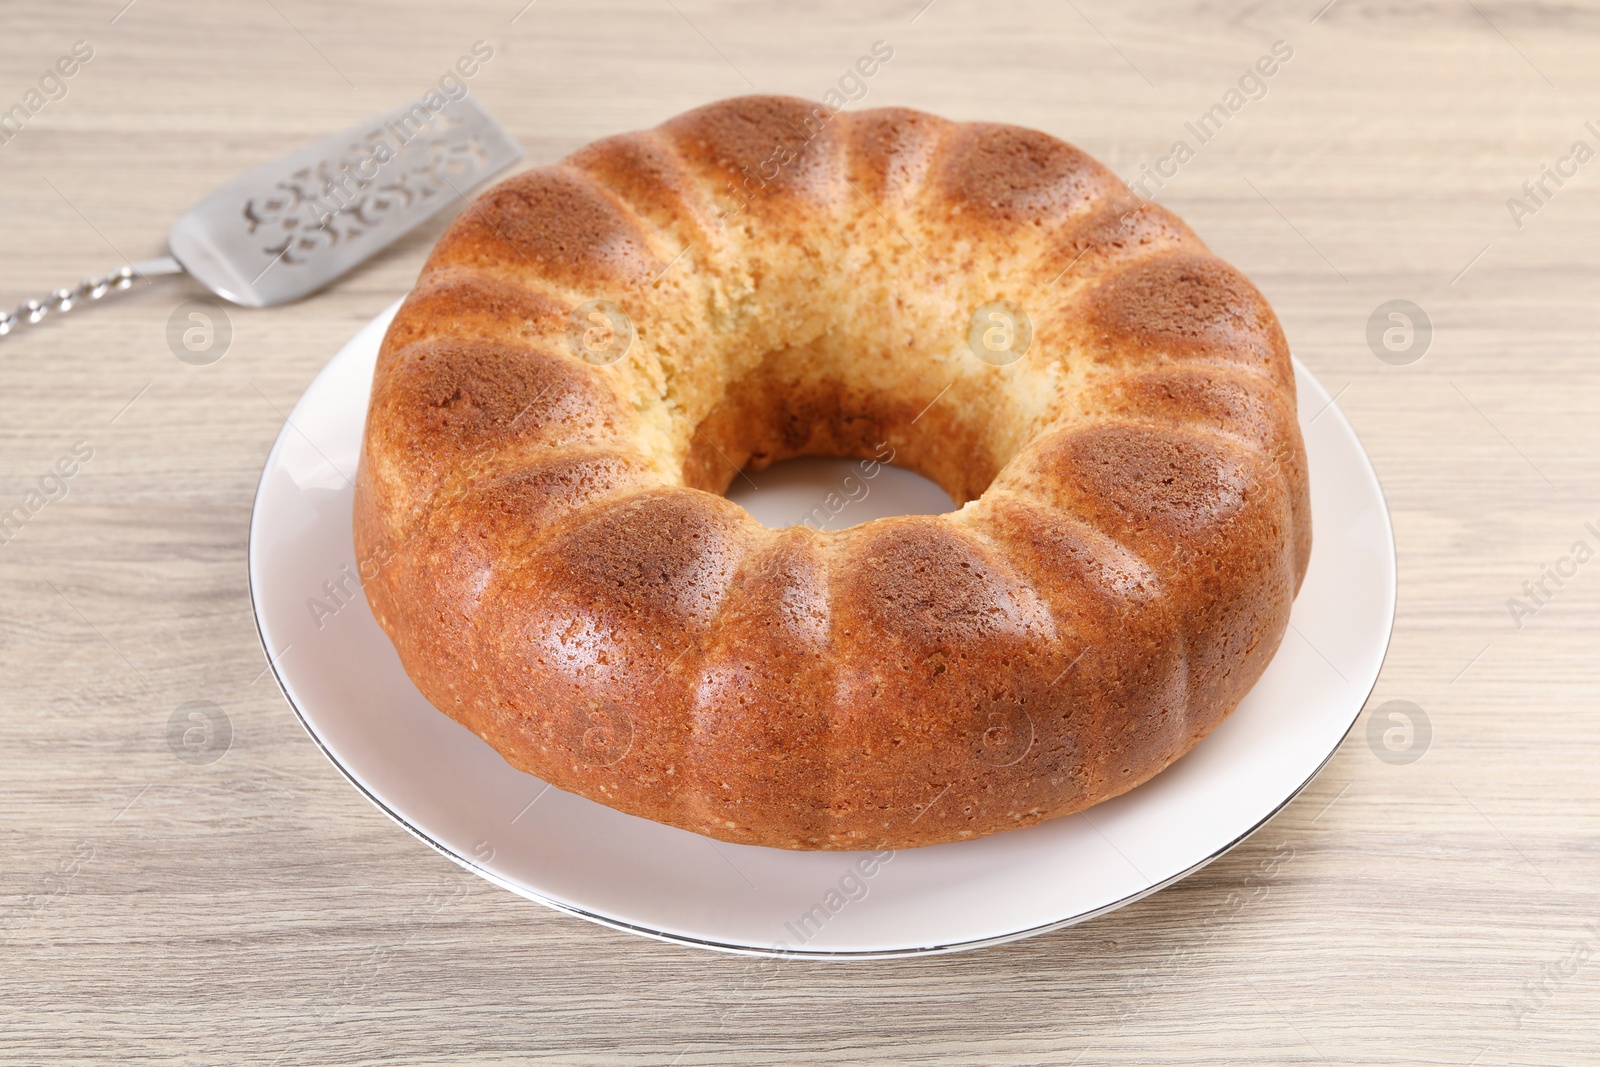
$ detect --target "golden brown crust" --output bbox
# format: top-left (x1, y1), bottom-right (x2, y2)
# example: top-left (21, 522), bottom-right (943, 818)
top-left (353, 96), bottom-right (1312, 850)
top-left (1084, 252), bottom-right (1295, 387)
top-left (423, 168), bottom-right (664, 289)
top-left (924, 121), bottom-right (1123, 227)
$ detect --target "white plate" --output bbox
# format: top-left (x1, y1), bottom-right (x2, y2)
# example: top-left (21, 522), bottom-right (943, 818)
top-left (249, 299), bottom-right (1395, 959)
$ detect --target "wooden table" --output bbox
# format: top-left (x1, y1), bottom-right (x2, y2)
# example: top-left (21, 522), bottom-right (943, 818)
top-left (3, 0), bottom-right (1596, 1062)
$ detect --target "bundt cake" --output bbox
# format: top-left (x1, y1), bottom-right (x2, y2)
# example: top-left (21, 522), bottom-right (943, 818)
top-left (353, 95), bottom-right (1311, 851)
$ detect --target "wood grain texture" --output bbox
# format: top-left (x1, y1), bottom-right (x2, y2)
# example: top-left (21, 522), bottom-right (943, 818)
top-left (1, 1), bottom-right (1597, 1063)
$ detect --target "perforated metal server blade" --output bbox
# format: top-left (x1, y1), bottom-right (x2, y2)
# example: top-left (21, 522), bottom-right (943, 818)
top-left (1, 94), bottom-right (523, 336)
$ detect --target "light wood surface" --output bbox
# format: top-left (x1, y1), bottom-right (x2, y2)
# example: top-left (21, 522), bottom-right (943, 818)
top-left (3, 0), bottom-right (1597, 1063)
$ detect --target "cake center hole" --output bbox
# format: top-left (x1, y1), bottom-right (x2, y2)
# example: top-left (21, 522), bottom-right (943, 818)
top-left (724, 456), bottom-right (955, 531)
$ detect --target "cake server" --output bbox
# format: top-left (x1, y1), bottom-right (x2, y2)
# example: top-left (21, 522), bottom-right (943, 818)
top-left (0, 93), bottom-right (523, 337)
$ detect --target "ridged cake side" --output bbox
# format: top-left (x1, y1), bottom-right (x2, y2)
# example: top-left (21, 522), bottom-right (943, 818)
top-left (353, 96), bottom-right (1311, 850)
